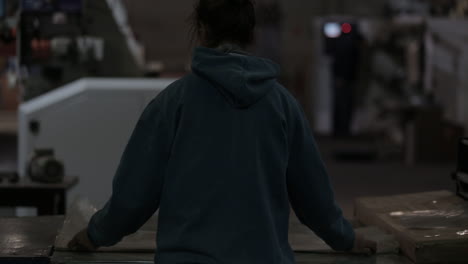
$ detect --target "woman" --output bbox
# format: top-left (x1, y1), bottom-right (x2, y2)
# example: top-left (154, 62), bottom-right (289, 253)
top-left (69, 0), bottom-right (369, 262)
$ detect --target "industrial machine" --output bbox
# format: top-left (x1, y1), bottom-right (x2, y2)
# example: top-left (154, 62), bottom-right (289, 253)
top-left (312, 16), bottom-right (366, 135)
top-left (18, 78), bottom-right (175, 208)
top-left (28, 149), bottom-right (65, 183)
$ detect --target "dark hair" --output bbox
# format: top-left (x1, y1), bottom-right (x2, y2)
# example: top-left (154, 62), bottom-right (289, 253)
top-left (192, 0), bottom-right (256, 48)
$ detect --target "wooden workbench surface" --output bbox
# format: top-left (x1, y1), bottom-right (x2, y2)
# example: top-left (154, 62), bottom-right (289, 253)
top-left (0, 216), bottom-right (411, 264)
top-left (0, 216), bottom-right (64, 262)
top-left (51, 251), bottom-right (412, 264)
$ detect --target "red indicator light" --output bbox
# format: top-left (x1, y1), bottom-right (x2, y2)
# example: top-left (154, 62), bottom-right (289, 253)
top-left (342, 23), bottom-right (352, 34)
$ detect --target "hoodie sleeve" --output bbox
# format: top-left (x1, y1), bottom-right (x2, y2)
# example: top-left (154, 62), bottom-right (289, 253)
top-left (87, 95), bottom-right (172, 247)
top-left (286, 100), bottom-right (355, 251)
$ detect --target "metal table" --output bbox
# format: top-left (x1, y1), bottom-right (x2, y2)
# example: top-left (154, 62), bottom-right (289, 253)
top-left (0, 177), bottom-right (78, 215)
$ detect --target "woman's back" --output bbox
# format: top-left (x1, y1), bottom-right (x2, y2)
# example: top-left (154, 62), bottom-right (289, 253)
top-left (156, 47), bottom-right (295, 264)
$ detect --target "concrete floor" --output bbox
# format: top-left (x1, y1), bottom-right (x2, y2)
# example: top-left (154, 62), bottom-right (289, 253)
top-left (315, 137), bottom-right (456, 218)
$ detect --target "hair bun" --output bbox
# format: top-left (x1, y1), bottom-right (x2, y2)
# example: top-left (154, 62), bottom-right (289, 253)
top-left (193, 0), bottom-right (256, 47)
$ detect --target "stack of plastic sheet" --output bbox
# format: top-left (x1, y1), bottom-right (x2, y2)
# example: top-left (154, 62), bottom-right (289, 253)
top-left (355, 190), bottom-right (468, 263)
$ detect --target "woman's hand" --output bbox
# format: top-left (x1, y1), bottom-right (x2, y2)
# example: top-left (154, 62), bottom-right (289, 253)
top-left (67, 228), bottom-right (98, 252)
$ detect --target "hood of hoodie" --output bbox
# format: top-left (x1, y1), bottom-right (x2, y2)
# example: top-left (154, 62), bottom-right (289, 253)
top-left (191, 46), bottom-right (280, 109)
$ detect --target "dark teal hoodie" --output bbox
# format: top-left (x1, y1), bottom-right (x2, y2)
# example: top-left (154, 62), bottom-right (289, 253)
top-left (88, 46), bottom-right (355, 264)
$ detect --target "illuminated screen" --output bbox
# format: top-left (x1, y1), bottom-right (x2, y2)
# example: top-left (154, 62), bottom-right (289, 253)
top-left (324, 22), bottom-right (341, 38)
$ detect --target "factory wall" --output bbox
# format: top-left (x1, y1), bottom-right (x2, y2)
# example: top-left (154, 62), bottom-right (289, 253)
top-left (85, 0), bottom-right (143, 77)
top-left (121, 0), bottom-right (387, 70)
top-left (121, 0), bottom-right (388, 125)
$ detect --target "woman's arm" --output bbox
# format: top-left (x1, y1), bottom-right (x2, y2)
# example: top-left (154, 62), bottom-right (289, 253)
top-left (286, 100), bottom-right (355, 251)
top-left (86, 97), bottom-right (172, 247)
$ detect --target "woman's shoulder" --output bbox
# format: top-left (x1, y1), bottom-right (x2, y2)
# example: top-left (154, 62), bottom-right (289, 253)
top-left (267, 82), bottom-right (303, 111)
top-left (154, 74), bottom-right (195, 100)
top-left (161, 73), bottom-right (205, 95)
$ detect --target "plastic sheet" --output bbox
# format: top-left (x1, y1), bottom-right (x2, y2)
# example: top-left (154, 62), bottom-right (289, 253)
top-left (55, 198), bottom-right (157, 252)
top-left (388, 203), bottom-right (468, 238)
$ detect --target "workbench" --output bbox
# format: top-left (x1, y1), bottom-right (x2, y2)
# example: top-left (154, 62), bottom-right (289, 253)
top-left (0, 216), bottom-right (412, 264)
top-left (0, 177), bottom-right (78, 215)
top-left (0, 216), bottom-right (63, 264)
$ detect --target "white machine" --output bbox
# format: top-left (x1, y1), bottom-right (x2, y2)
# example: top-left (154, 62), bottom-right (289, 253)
top-left (18, 78), bottom-right (175, 208)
